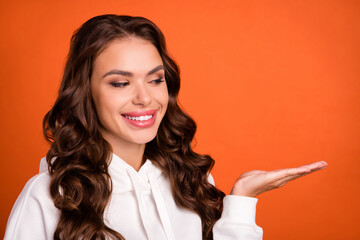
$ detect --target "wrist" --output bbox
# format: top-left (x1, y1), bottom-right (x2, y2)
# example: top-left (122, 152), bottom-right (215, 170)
top-left (230, 187), bottom-right (257, 197)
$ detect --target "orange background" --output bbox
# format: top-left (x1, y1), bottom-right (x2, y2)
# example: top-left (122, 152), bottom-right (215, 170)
top-left (0, 0), bottom-right (359, 239)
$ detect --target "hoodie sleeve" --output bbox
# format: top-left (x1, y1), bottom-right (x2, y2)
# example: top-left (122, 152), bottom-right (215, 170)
top-left (208, 174), bottom-right (263, 240)
top-left (213, 195), bottom-right (263, 239)
top-left (4, 172), bottom-right (59, 240)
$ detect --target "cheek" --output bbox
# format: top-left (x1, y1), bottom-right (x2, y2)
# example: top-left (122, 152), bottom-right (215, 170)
top-left (150, 84), bottom-right (169, 108)
top-left (92, 90), bottom-right (118, 120)
top-left (159, 91), bottom-right (169, 111)
top-left (98, 96), bottom-right (124, 117)
top-left (90, 92), bottom-right (102, 118)
top-left (90, 82), bottom-right (102, 111)
top-left (161, 85), bottom-right (170, 107)
top-left (164, 95), bottom-right (169, 110)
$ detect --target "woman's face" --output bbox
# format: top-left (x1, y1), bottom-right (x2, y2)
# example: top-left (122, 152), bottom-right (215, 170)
top-left (91, 37), bottom-right (168, 148)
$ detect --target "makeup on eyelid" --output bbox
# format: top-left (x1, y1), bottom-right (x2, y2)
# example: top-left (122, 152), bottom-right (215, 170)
top-left (109, 77), bottom-right (165, 88)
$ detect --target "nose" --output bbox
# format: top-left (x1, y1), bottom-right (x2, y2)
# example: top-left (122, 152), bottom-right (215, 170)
top-left (132, 82), bottom-right (152, 106)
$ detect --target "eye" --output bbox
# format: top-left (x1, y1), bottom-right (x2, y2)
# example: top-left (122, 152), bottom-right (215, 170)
top-left (150, 78), bottom-right (165, 85)
top-left (110, 82), bottom-right (129, 88)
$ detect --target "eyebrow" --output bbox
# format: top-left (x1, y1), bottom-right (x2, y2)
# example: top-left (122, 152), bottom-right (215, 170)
top-left (102, 65), bottom-right (164, 78)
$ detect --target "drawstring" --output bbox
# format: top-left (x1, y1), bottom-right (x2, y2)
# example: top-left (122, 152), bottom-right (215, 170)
top-left (148, 172), bottom-right (176, 240)
top-left (126, 166), bottom-right (176, 240)
top-left (127, 168), bottom-right (156, 240)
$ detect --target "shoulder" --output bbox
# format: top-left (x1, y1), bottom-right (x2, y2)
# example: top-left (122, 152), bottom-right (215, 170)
top-left (18, 171), bottom-right (52, 205)
top-left (4, 171), bottom-right (59, 240)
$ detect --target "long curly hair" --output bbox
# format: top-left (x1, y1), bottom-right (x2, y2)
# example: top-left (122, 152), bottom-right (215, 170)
top-left (43, 14), bottom-right (225, 240)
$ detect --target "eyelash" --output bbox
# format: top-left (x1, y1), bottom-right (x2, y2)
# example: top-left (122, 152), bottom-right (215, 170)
top-left (110, 78), bottom-right (165, 88)
top-left (110, 82), bottom-right (129, 88)
top-left (150, 78), bottom-right (165, 84)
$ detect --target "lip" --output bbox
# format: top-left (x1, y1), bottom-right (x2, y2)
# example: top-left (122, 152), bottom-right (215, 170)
top-left (121, 109), bottom-right (157, 128)
top-left (122, 109), bottom-right (157, 117)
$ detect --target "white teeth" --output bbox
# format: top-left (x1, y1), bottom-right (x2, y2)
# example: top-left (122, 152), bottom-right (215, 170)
top-left (124, 115), bottom-right (153, 121)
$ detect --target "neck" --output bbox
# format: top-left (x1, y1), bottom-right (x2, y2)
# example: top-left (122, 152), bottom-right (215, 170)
top-left (102, 131), bottom-right (146, 171)
top-left (112, 143), bottom-right (145, 171)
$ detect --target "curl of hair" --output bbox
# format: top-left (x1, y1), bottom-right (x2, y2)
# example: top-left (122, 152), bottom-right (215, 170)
top-left (43, 14), bottom-right (225, 240)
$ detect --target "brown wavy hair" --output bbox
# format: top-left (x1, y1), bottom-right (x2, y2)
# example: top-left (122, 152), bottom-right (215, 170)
top-left (43, 14), bottom-right (225, 240)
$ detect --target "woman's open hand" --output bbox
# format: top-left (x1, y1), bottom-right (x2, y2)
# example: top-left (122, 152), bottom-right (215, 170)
top-left (230, 161), bottom-right (328, 197)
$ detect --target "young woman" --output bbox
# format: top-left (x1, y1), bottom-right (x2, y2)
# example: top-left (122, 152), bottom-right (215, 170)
top-left (4, 14), bottom-right (327, 240)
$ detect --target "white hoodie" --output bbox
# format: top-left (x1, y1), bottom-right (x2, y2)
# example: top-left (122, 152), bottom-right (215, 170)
top-left (4, 154), bottom-right (263, 239)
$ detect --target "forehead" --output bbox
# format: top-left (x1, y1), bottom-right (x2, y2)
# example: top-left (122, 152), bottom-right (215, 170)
top-left (93, 37), bottom-right (163, 75)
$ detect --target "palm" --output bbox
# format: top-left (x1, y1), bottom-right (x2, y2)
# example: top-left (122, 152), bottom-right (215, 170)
top-left (230, 161), bottom-right (328, 197)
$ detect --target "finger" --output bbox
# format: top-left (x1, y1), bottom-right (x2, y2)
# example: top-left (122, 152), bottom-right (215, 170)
top-left (275, 164), bottom-right (327, 187)
top-left (277, 171), bottom-right (311, 185)
top-left (294, 162), bottom-right (328, 178)
top-left (298, 161), bottom-right (328, 171)
top-left (272, 161), bottom-right (328, 180)
top-left (269, 167), bottom-right (310, 181)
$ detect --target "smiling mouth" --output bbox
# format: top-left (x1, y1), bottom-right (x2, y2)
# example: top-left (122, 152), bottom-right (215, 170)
top-left (122, 114), bottom-right (154, 121)
top-left (121, 110), bottom-right (157, 128)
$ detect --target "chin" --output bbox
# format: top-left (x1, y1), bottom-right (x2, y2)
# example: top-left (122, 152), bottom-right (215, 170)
top-left (130, 133), bottom-right (157, 145)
